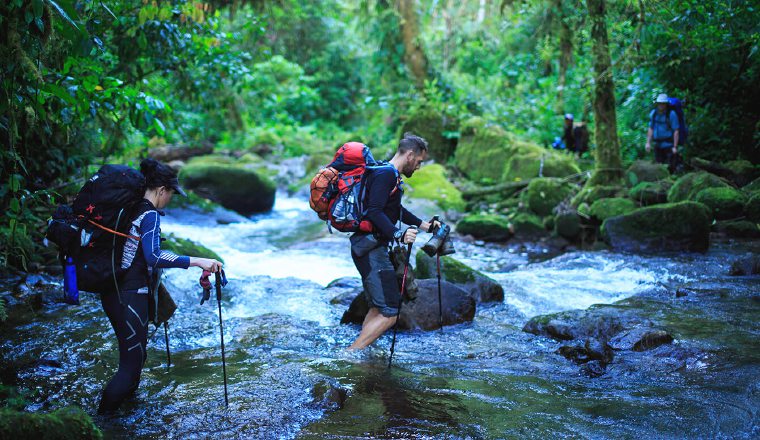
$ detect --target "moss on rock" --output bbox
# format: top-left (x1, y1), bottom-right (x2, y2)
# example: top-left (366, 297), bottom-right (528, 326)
top-left (601, 202), bottom-right (712, 253)
top-left (572, 185), bottom-right (627, 207)
top-left (667, 171), bottom-right (730, 203)
top-left (694, 187), bottom-right (747, 220)
top-left (711, 220), bottom-right (760, 238)
top-left (0, 407), bottom-right (102, 439)
top-left (589, 198), bottom-right (637, 222)
top-left (454, 117), bottom-right (515, 183)
top-left (520, 177), bottom-right (575, 217)
top-left (456, 213), bottom-right (512, 241)
top-left (625, 160), bottom-right (669, 187)
top-left (405, 164), bottom-right (465, 211)
top-left (163, 233), bottom-right (224, 263)
top-left (629, 181), bottom-right (671, 206)
top-left (502, 150), bottom-right (580, 183)
top-left (743, 177), bottom-right (760, 193)
top-left (554, 211), bottom-right (581, 240)
top-left (180, 162), bottom-right (276, 215)
top-left (415, 250), bottom-right (504, 302)
top-left (745, 193), bottom-right (760, 222)
top-left (168, 191), bottom-right (221, 213)
top-left (399, 106), bottom-right (457, 162)
top-left (509, 212), bottom-right (546, 239)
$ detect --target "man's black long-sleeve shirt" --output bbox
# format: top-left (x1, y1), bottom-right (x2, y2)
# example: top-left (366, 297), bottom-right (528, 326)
top-left (363, 164), bottom-right (422, 241)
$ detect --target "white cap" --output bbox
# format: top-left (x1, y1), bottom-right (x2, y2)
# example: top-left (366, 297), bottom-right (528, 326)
top-left (655, 93), bottom-right (669, 103)
top-left (564, 113), bottom-right (574, 120)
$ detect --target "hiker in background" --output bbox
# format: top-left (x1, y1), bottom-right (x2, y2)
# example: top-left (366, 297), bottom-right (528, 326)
top-left (99, 158), bottom-right (222, 414)
top-left (561, 113), bottom-right (576, 153)
top-left (645, 93), bottom-right (680, 171)
top-left (347, 133), bottom-right (441, 350)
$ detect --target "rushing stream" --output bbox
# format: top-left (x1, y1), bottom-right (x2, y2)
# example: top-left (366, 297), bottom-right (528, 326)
top-left (1, 193), bottom-right (759, 439)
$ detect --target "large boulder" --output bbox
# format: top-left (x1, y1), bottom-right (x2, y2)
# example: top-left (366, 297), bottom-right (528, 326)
top-left (600, 202), bottom-right (712, 253)
top-left (454, 117), bottom-right (579, 184)
top-left (454, 117), bottom-right (518, 183)
top-left (694, 187), bottom-right (747, 220)
top-left (180, 161), bottom-right (276, 215)
top-left (588, 197), bottom-right (637, 222)
top-left (399, 106), bottom-right (457, 162)
top-left (340, 279), bottom-right (476, 331)
top-left (415, 250), bottom-right (504, 303)
top-left (667, 171), bottom-right (730, 203)
top-left (553, 210), bottom-right (582, 240)
top-left (521, 177), bottom-right (575, 216)
top-left (628, 180), bottom-right (671, 206)
top-left (711, 220), bottom-right (760, 238)
top-left (404, 164), bottom-right (465, 211)
top-left (456, 214), bottom-right (512, 241)
top-left (625, 160), bottom-right (669, 187)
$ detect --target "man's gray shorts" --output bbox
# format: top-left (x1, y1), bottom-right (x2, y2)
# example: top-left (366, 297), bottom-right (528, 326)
top-left (351, 239), bottom-right (400, 317)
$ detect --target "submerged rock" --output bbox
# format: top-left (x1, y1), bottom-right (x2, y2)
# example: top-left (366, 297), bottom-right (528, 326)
top-left (340, 279), bottom-right (475, 331)
top-left (415, 251), bottom-right (504, 303)
top-left (311, 379), bottom-right (349, 410)
top-left (729, 254), bottom-right (760, 276)
top-left (609, 327), bottom-right (674, 351)
top-left (601, 202), bottom-right (712, 253)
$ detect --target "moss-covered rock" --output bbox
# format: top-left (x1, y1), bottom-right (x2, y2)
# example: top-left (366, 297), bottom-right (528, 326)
top-left (601, 202), bottom-right (712, 253)
top-left (711, 220), bottom-right (760, 238)
top-left (0, 407), bottom-right (102, 439)
top-left (543, 215), bottom-right (555, 231)
top-left (629, 181), bottom-right (671, 206)
top-left (745, 193), bottom-right (760, 222)
top-left (694, 187), bottom-right (747, 220)
top-left (625, 160), bottom-right (669, 187)
top-left (743, 177), bottom-right (760, 193)
top-left (725, 160), bottom-right (758, 186)
top-left (404, 164), bottom-right (465, 211)
top-left (454, 117), bottom-right (579, 184)
top-left (521, 177), bottom-right (575, 217)
top-left (415, 251), bottom-right (504, 303)
top-left (667, 171), bottom-right (730, 203)
top-left (571, 185), bottom-right (627, 207)
top-left (168, 190), bottom-right (222, 213)
top-left (456, 213), bottom-right (512, 241)
top-left (588, 198), bottom-right (637, 222)
top-left (454, 117), bottom-right (516, 183)
top-left (180, 162), bottom-right (276, 215)
top-left (554, 211), bottom-right (581, 240)
top-left (163, 233), bottom-right (224, 263)
top-left (509, 212), bottom-right (546, 239)
top-left (399, 106), bottom-right (457, 162)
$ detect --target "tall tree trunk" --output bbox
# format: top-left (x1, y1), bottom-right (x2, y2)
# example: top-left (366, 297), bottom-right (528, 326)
top-left (556, 0), bottom-right (573, 112)
top-left (585, 0), bottom-right (623, 186)
top-left (395, 0), bottom-right (430, 89)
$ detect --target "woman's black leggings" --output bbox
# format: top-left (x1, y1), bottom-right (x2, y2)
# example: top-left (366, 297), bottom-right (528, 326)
top-left (98, 290), bottom-right (149, 413)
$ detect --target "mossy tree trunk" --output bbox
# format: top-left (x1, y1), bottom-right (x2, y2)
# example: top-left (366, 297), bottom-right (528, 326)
top-left (586, 0), bottom-right (623, 186)
top-left (395, 0), bottom-right (430, 89)
top-left (556, 0), bottom-right (573, 112)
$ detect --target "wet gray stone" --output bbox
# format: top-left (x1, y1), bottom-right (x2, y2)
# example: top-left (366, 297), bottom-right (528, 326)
top-left (609, 327), bottom-right (674, 351)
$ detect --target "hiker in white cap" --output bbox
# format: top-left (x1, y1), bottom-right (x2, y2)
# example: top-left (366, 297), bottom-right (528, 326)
top-left (645, 93), bottom-right (680, 167)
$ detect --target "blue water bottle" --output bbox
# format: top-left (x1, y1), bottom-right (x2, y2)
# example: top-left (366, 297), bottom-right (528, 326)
top-left (63, 256), bottom-right (79, 305)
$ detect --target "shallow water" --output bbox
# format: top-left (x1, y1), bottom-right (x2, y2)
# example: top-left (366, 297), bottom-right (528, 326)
top-left (2, 193), bottom-right (759, 439)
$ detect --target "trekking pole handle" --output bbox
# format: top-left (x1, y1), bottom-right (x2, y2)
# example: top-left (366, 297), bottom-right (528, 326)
top-left (214, 271), bottom-right (222, 302)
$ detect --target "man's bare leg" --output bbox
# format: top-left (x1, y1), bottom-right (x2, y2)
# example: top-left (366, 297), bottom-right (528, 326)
top-left (348, 307), bottom-right (397, 350)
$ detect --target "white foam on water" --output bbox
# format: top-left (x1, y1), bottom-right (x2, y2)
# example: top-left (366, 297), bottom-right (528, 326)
top-left (485, 253), bottom-right (669, 317)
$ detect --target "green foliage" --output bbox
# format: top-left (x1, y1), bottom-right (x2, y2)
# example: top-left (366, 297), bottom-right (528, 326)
top-left (0, 407), bottom-right (102, 439)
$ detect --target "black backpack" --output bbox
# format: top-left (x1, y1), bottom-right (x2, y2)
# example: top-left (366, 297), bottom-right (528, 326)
top-left (46, 165), bottom-right (145, 293)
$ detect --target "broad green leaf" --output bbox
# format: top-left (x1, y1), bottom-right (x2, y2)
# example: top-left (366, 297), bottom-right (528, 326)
top-left (46, 0), bottom-right (80, 31)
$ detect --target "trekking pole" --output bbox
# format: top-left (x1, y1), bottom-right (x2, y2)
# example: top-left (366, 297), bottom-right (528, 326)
top-left (214, 271), bottom-right (229, 408)
top-left (388, 231), bottom-right (415, 369)
top-left (436, 252), bottom-right (443, 332)
top-left (163, 321), bottom-right (171, 369)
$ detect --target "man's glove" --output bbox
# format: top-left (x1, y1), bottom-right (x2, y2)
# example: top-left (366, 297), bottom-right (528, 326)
top-left (427, 215), bottom-right (442, 233)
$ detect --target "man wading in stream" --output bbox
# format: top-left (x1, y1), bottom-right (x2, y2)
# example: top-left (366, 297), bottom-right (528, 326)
top-left (347, 133), bottom-right (441, 350)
